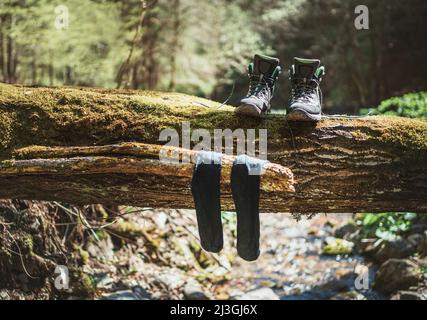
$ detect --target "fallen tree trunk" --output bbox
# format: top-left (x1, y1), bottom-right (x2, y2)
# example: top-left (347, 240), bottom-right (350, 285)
top-left (2, 143), bottom-right (295, 210)
top-left (0, 83), bottom-right (426, 213)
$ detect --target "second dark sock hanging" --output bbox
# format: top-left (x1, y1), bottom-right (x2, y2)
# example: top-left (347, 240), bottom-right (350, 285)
top-left (231, 155), bottom-right (268, 261)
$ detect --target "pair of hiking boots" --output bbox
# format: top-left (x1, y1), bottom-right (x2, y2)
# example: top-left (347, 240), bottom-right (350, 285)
top-left (236, 54), bottom-right (325, 121)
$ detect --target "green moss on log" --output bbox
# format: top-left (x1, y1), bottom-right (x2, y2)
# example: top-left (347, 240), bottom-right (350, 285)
top-left (0, 83), bottom-right (230, 159)
top-left (0, 83), bottom-right (426, 163)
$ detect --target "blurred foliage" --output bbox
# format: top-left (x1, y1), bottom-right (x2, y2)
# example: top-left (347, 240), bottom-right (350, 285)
top-left (0, 0), bottom-right (426, 112)
top-left (360, 92), bottom-right (427, 119)
top-left (0, 0), bottom-right (126, 87)
top-left (0, 0), bottom-right (266, 97)
top-left (356, 213), bottom-right (417, 241)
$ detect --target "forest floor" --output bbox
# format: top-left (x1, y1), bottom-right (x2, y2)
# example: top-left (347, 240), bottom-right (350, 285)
top-left (1, 202), bottom-right (426, 300)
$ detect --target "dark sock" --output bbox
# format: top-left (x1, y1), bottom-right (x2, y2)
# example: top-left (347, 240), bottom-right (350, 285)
top-left (191, 151), bottom-right (223, 253)
top-left (231, 155), bottom-right (268, 261)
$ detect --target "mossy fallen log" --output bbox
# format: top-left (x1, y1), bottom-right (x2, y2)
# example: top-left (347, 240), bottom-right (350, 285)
top-left (0, 83), bottom-right (426, 213)
top-left (1, 143), bottom-right (295, 210)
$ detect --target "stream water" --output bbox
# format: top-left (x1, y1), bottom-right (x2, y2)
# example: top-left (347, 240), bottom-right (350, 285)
top-left (95, 211), bottom-right (384, 300)
top-left (225, 213), bottom-right (383, 300)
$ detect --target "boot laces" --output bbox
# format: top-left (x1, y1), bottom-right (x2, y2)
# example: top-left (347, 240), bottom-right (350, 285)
top-left (247, 74), bottom-right (260, 96)
top-left (252, 76), bottom-right (275, 101)
top-left (291, 78), bottom-right (322, 105)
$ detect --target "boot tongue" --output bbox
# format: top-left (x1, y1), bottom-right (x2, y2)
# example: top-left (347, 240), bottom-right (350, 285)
top-left (293, 57), bottom-right (320, 80)
top-left (254, 54), bottom-right (280, 77)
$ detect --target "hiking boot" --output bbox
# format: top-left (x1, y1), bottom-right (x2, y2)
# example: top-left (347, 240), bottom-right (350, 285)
top-left (286, 57), bottom-right (325, 121)
top-left (236, 54), bottom-right (281, 117)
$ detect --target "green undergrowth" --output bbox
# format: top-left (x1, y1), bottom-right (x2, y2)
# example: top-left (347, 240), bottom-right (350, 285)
top-left (356, 213), bottom-right (418, 241)
top-left (361, 92), bottom-right (427, 119)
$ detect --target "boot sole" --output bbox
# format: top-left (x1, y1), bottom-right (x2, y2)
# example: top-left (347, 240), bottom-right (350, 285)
top-left (286, 110), bottom-right (322, 122)
top-left (236, 104), bottom-right (264, 118)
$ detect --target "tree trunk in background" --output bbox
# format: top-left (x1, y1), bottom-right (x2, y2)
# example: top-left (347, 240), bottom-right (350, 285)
top-left (140, 35), bottom-right (157, 90)
top-left (140, 3), bottom-right (160, 90)
top-left (0, 20), bottom-right (4, 82)
top-left (116, 0), bottom-right (156, 89)
top-left (168, 0), bottom-right (180, 91)
top-left (5, 15), bottom-right (17, 84)
top-left (0, 84), bottom-right (426, 213)
top-left (6, 34), bottom-right (13, 83)
top-left (47, 48), bottom-right (55, 86)
top-left (31, 56), bottom-right (37, 84)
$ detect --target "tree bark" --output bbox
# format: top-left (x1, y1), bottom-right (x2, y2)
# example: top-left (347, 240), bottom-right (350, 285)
top-left (0, 84), bottom-right (426, 213)
top-left (2, 143), bottom-right (294, 212)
